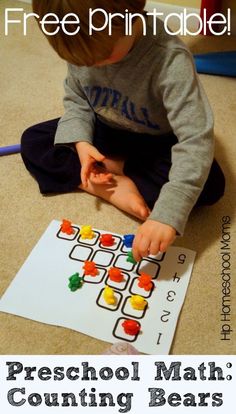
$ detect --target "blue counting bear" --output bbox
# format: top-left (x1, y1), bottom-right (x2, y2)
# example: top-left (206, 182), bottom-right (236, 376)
top-left (123, 234), bottom-right (135, 248)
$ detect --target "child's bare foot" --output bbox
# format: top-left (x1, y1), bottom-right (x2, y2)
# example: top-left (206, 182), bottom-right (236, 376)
top-left (79, 173), bottom-right (150, 221)
top-left (102, 157), bottom-right (125, 175)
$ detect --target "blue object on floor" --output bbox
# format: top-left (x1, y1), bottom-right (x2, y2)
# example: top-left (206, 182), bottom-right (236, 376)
top-left (0, 144), bottom-right (21, 156)
top-left (194, 51), bottom-right (236, 77)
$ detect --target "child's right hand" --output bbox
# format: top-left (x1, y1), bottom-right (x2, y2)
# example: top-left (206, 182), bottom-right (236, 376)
top-left (75, 141), bottom-right (112, 187)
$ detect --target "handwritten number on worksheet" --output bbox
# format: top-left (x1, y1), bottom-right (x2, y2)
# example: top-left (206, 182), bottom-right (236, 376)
top-left (172, 272), bottom-right (180, 283)
top-left (161, 310), bottom-right (171, 323)
top-left (178, 253), bottom-right (186, 264)
top-left (167, 291), bottom-right (176, 302)
top-left (156, 332), bottom-right (162, 345)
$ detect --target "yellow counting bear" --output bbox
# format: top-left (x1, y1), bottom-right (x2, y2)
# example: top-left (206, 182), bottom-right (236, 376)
top-left (130, 295), bottom-right (147, 311)
top-left (103, 286), bottom-right (116, 305)
top-left (79, 225), bottom-right (94, 239)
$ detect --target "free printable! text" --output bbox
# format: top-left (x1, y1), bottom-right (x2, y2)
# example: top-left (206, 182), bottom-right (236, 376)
top-left (3, 7), bottom-right (232, 37)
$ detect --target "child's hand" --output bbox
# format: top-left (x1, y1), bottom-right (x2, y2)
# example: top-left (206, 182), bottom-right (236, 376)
top-left (75, 142), bottom-right (112, 187)
top-left (132, 220), bottom-right (176, 262)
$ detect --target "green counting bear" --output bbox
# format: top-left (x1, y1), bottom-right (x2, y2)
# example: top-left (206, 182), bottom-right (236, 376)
top-left (126, 251), bottom-right (137, 265)
top-left (68, 272), bottom-right (83, 291)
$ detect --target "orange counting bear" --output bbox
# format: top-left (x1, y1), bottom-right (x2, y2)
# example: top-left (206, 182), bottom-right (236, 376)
top-left (108, 267), bottom-right (123, 283)
top-left (83, 261), bottom-right (98, 277)
top-left (138, 273), bottom-right (153, 291)
top-left (60, 219), bottom-right (74, 235)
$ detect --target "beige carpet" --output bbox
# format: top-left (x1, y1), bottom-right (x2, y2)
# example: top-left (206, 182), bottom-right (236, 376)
top-left (0, 0), bottom-right (235, 354)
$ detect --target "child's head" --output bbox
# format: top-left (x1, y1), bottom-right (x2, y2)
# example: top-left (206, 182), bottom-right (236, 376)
top-left (32, 0), bottom-right (146, 66)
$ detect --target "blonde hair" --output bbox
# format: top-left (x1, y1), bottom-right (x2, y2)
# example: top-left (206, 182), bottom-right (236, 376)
top-left (32, 0), bottom-right (146, 66)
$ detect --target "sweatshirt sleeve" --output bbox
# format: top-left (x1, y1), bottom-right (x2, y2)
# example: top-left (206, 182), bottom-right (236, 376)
top-left (54, 64), bottom-right (95, 145)
top-left (149, 49), bottom-right (214, 235)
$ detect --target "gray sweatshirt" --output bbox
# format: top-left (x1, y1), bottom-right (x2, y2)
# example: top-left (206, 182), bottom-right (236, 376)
top-left (55, 17), bottom-right (214, 236)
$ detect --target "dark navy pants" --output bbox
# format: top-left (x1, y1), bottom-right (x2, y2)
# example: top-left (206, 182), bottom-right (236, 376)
top-left (21, 117), bottom-right (225, 209)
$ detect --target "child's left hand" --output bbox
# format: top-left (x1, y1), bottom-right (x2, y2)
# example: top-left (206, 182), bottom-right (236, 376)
top-left (132, 220), bottom-right (176, 262)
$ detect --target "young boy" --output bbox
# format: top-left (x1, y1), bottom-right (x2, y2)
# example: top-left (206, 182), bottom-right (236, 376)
top-left (21, 0), bottom-right (225, 261)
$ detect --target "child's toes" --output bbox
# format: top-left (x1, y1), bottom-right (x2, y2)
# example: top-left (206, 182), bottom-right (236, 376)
top-left (89, 172), bottom-right (113, 185)
top-left (89, 172), bottom-right (100, 184)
